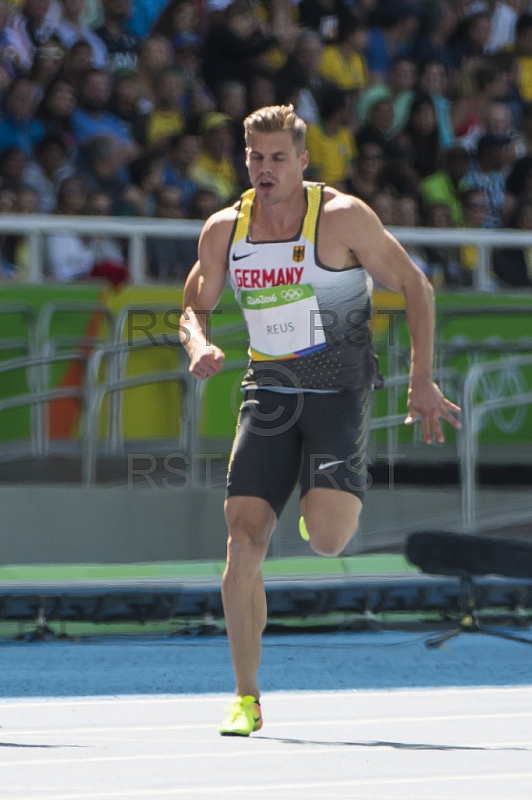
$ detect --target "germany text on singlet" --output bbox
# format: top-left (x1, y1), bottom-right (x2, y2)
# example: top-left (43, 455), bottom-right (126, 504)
top-left (227, 183), bottom-right (382, 392)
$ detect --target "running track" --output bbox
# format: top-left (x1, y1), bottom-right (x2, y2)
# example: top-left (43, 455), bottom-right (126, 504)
top-left (0, 631), bottom-right (531, 798)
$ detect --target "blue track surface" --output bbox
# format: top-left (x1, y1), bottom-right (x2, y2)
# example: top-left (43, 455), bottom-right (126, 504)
top-left (1, 630), bottom-right (531, 698)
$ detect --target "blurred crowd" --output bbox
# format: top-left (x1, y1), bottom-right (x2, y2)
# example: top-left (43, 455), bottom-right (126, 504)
top-left (0, 0), bottom-right (532, 286)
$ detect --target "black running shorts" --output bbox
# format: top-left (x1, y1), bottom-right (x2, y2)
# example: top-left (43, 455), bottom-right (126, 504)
top-left (226, 388), bottom-right (372, 518)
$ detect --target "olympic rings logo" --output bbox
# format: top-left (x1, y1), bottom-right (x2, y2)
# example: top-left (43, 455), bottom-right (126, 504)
top-left (281, 288), bottom-right (304, 301)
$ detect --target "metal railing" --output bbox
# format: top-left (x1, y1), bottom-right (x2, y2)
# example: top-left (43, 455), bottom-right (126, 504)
top-left (0, 352), bottom-right (88, 457)
top-left (2, 215), bottom-right (532, 289)
top-left (1, 296), bottom-right (532, 533)
top-left (461, 354), bottom-right (532, 531)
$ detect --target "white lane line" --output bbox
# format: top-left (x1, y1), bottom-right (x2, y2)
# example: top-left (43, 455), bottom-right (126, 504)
top-left (6, 709), bottom-right (532, 737)
top-left (4, 772), bottom-right (532, 799)
top-left (0, 738), bottom-right (530, 767)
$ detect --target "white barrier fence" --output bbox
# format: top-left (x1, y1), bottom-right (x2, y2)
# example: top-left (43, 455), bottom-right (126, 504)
top-left (2, 214), bottom-right (532, 289)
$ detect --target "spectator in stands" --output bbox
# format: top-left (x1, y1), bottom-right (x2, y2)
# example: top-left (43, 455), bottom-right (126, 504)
top-left (16, 185), bottom-right (39, 213)
top-left (127, 152), bottom-right (165, 214)
top-left (0, 0), bottom-right (16, 91)
top-left (356, 91), bottom-right (395, 146)
top-left (344, 138), bottom-right (388, 204)
top-left (0, 187), bottom-right (16, 213)
top-left (30, 36), bottom-right (65, 96)
top-left (397, 93), bottom-right (442, 183)
top-left (276, 30), bottom-right (326, 124)
top-left (136, 34), bottom-right (174, 112)
top-left (86, 189), bottom-right (114, 215)
top-left (151, 0), bottom-right (201, 55)
top-left (490, 51), bottom-right (523, 136)
top-left (248, 73), bottom-right (276, 114)
top-left (173, 30), bottom-right (204, 79)
top-left (61, 40), bottom-right (95, 92)
top-left (46, 174), bottom-right (96, 280)
top-left (147, 184), bottom-right (195, 281)
top-left (145, 67), bottom-right (186, 149)
top-left (410, 0), bottom-right (455, 71)
top-left (94, 0), bottom-right (140, 73)
top-left (358, 55), bottom-right (417, 139)
top-left (486, 0), bottom-right (524, 55)
top-left (57, 0), bottom-right (108, 69)
top-left (460, 132), bottom-right (514, 227)
top-left (318, 17), bottom-right (369, 94)
top-left (306, 88), bottom-right (356, 186)
top-left (189, 111), bottom-right (240, 202)
top-left (217, 80), bottom-right (246, 126)
top-left (484, 99), bottom-right (526, 160)
top-left (36, 78), bottom-right (77, 156)
top-left (188, 187), bottom-right (220, 219)
top-left (447, 8), bottom-right (491, 70)
top-left (71, 69), bottom-right (141, 165)
top-left (109, 67), bottom-right (147, 147)
top-left (126, 0), bottom-right (168, 40)
top-left (364, 2), bottom-right (421, 84)
top-left (9, 186), bottom-right (39, 281)
top-left (484, 101), bottom-right (513, 138)
top-left (79, 134), bottom-right (144, 213)
top-left (450, 59), bottom-right (506, 151)
top-left (420, 144), bottom-right (469, 225)
top-left (0, 187), bottom-right (17, 279)
top-left (417, 59), bottom-right (455, 148)
top-left (0, 148), bottom-right (28, 194)
top-left (493, 199), bottom-right (532, 287)
top-left (85, 187), bottom-right (128, 286)
top-left (513, 12), bottom-right (532, 103)
top-left (459, 187), bottom-right (489, 285)
top-left (298, 0), bottom-right (352, 44)
top-left (0, 78), bottom-right (45, 157)
top-left (506, 154), bottom-right (532, 203)
top-left (47, 173), bottom-right (128, 284)
top-left (356, 94), bottom-right (417, 193)
top-left (216, 80), bottom-right (247, 186)
top-left (4, 0), bottom-right (62, 75)
top-left (520, 102), bottom-right (532, 153)
top-left (370, 189), bottom-right (397, 226)
top-left (22, 134), bottom-right (72, 211)
top-left (202, 0), bottom-right (277, 94)
top-left (423, 202), bottom-right (463, 288)
top-left (162, 130), bottom-right (200, 212)
top-left (461, 186), bottom-right (489, 227)
top-left (395, 192), bottom-right (429, 275)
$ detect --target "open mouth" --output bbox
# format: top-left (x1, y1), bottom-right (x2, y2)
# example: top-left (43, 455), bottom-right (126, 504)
top-left (258, 179), bottom-right (275, 189)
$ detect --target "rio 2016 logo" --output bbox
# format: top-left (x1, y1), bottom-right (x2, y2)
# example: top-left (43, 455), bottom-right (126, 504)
top-left (281, 288), bottom-right (304, 302)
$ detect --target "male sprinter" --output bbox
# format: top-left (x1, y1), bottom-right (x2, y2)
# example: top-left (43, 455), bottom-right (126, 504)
top-left (180, 104), bottom-right (461, 735)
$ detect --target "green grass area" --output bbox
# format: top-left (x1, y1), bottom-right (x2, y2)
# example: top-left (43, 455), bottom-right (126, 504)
top-left (0, 611), bottom-right (448, 641)
top-left (0, 554), bottom-right (417, 584)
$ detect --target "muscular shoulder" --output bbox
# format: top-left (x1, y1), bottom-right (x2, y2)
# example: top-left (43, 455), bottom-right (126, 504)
top-left (198, 202), bottom-right (239, 262)
top-left (320, 186), bottom-right (375, 235)
top-left (201, 203), bottom-right (239, 242)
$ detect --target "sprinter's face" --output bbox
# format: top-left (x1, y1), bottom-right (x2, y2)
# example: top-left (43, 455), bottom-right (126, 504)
top-left (246, 131), bottom-right (308, 205)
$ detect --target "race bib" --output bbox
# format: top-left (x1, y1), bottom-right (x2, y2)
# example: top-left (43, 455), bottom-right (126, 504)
top-left (241, 283), bottom-right (326, 360)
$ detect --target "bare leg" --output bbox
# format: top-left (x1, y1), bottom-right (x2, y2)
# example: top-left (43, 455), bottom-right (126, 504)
top-left (301, 488), bottom-right (362, 556)
top-left (222, 496), bottom-right (277, 699)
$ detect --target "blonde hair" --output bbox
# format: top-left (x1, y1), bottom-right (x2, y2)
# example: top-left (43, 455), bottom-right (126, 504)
top-left (243, 104), bottom-right (306, 154)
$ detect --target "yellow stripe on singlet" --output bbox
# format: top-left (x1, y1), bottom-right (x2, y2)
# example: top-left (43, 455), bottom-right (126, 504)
top-left (301, 184), bottom-right (323, 245)
top-left (232, 189), bottom-right (255, 244)
top-left (232, 184), bottom-right (323, 246)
